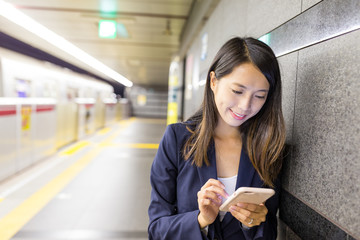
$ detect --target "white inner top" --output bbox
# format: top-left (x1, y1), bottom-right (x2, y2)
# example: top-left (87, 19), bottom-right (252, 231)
top-left (218, 175), bottom-right (237, 221)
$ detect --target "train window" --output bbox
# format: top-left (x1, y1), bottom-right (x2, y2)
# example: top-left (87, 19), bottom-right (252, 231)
top-left (15, 78), bottom-right (31, 98)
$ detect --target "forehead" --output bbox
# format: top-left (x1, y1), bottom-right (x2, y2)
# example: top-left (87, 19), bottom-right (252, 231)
top-left (222, 63), bottom-right (269, 89)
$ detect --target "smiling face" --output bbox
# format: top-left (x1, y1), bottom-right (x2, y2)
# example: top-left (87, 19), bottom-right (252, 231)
top-left (210, 63), bottom-right (270, 130)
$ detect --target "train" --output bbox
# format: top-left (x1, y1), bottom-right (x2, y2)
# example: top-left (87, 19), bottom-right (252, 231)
top-left (0, 47), bottom-right (130, 182)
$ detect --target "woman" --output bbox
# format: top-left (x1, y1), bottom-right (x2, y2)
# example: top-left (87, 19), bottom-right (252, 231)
top-left (148, 37), bottom-right (285, 240)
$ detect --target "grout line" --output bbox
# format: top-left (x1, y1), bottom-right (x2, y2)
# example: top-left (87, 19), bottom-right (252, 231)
top-left (288, 50), bottom-right (300, 191)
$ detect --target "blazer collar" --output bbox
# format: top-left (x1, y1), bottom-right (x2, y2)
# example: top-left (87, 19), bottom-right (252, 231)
top-left (236, 147), bottom-right (256, 189)
top-left (196, 139), bottom-right (218, 187)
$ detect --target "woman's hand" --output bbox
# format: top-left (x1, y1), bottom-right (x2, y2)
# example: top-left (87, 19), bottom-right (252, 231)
top-left (197, 178), bottom-right (228, 228)
top-left (229, 202), bottom-right (268, 228)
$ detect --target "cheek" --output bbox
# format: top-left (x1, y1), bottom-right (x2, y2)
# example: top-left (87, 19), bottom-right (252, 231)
top-left (252, 101), bottom-right (266, 115)
top-left (217, 95), bottom-right (236, 109)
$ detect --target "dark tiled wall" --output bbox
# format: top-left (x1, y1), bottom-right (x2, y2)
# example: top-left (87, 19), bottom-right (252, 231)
top-left (272, 0), bottom-right (360, 239)
top-left (279, 190), bottom-right (354, 240)
top-left (265, 0), bottom-right (360, 57)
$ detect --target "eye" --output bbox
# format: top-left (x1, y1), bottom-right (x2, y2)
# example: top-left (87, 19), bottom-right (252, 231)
top-left (255, 95), bottom-right (266, 99)
top-left (232, 89), bottom-right (243, 94)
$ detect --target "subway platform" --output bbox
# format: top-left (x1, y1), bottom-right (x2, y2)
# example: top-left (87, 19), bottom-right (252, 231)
top-left (0, 118), bottom-right (167, 240)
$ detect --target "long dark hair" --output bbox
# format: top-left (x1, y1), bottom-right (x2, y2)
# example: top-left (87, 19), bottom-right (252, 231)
top-left (183, 37), bottom-right (285, 187)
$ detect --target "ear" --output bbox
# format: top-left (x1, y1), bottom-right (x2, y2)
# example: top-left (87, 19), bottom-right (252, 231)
top-left (210, 71), bottom-right (217, 91)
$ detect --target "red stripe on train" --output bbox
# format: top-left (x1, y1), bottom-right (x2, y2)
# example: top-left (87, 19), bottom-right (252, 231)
top-left (0, 109), bottom-right (17, 116)
top-left (36, 106), bottom-right (55, 112)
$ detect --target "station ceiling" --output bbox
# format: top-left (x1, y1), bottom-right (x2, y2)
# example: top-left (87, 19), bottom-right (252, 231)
top-left (0, 0), bottom-right (195, 89)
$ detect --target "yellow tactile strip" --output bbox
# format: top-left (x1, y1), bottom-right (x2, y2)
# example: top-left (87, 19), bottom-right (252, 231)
top-left (0, 118), bottom-right (161, 240)
top-left (0, 147), bottom-right (103, 239)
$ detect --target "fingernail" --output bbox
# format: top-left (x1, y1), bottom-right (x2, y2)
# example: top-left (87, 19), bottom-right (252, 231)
top-left (229, 206), bottom-right (235, 212)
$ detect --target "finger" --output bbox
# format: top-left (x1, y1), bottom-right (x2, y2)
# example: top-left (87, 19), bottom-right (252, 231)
top-left (200, 198), bottom-right (212, 206)
top-left (202, 178), bottom-right (225, 190)
top-left (229, 206), bottom-right (263, 227)
top-left (229, 207), bottom-right (256, 227)
top-left (198, 188), bottom-right (223, 204)
top-left (243, 216), bottom-right (260, 227)
top-left (230, 206), bottom-right (267, 223)
top-left (236, 202), bottom-right (268, 214)
top-left (200, 189), bottom-right (222, 204)
top-left (206, 185), bottom-right (229, 199)
top-left (200, 181), bottom-right (228, 199)
top-left (258, 203), bottom-right (268, 215)
top-left (200, 198), bottom-right (221, 209)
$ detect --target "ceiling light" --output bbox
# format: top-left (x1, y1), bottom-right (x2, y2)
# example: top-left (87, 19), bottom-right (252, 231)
top-left (99, 0), bottom-right (117, 18)
top-left (0, 0), bottom-right (133, 87)
top-left (98, 19), bottom-right (117, 39)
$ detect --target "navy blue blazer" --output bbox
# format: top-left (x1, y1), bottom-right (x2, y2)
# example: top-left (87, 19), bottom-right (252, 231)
top-left (148, 123), bottom-right (280, 240)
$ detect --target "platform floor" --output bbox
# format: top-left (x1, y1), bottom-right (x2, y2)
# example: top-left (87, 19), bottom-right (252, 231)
top-left (0, 118), bottom-right (167, 240)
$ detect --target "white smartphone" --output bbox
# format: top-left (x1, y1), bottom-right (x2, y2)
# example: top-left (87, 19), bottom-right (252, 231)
top-left (219, 187), bottom-right (275, 212)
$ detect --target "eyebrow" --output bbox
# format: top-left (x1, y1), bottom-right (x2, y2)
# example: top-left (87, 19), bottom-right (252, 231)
top-left (233, 83), bottom-right (269, 92)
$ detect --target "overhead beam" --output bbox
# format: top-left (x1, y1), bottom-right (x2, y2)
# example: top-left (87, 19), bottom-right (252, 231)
top-left (178, 0), bottom-right (220, 58)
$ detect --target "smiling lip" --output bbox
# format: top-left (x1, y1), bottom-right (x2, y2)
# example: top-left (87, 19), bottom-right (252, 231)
top-left (230, 109), bottom-right (246, 120)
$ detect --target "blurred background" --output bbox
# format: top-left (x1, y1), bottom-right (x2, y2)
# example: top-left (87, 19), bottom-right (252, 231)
top-left (0, 0), bottom-right (359, 239)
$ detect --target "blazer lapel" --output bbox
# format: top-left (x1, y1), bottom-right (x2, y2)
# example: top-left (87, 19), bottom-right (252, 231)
top-left (235, 147), bottom-right (256, 189)
top-left (196, 139), bottom-right (218, 186)
top-left (221, 146), bottom-right (256, 228)
top-left (196, 139), bottom-right (221, 239)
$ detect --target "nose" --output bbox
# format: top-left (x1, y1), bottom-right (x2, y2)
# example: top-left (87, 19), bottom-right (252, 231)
top-left (238, 95), bottom-right (251, 112)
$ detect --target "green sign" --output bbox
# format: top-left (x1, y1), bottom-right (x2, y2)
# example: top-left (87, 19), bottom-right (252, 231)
top-left (98, 20), bottom-right (117, 39)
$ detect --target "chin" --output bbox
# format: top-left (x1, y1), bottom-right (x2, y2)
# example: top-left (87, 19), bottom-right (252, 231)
top-left (227, 119), bottom-right (244, 128)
